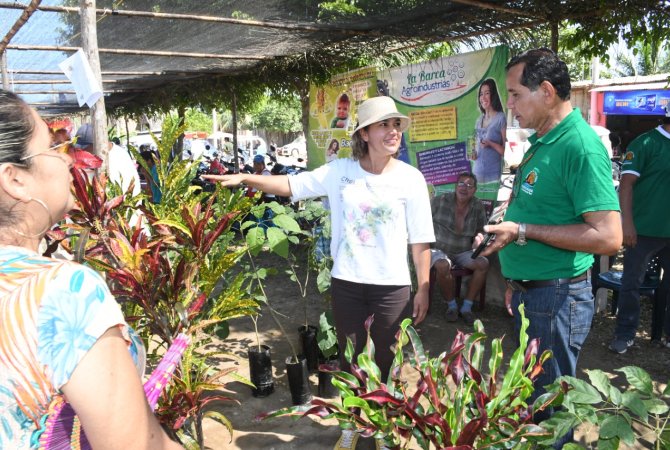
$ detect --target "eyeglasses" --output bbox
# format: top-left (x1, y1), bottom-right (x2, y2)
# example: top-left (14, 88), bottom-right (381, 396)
top-left (20, 139), bottom-right (74, 162)
top-left (457, 181), bottom-right (475, 189)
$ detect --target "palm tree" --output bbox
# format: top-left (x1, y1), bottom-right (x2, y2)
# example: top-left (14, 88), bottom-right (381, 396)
top-left (612, 39), bottom-right (670, 77)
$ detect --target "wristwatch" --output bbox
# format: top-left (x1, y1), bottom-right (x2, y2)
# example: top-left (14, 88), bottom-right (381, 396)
top-left (515, 223), bottom-right (527, 246)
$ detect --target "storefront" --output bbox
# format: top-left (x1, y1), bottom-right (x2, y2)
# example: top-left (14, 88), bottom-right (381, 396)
top-left (591, 81), bottom-right (670, 154)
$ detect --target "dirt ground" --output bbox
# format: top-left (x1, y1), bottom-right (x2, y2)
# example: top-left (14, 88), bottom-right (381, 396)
top-left (202, 253), bottom-right (669, 449)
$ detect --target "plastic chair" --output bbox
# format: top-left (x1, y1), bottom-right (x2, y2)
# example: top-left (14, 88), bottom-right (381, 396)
top-left (429, 266), bottom-right (486, 311)
top-left (592, 255), bottom-right (662, 337)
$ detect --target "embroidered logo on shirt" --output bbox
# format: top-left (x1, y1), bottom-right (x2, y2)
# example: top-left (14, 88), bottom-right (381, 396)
top-left (521, 168), bottom-right (538, 195)
top-left (624, 151), bottom-right (634, 161)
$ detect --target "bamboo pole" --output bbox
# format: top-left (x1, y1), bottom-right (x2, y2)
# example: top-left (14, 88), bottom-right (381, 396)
top-left (80, 0), bottom-right (109, 167)
top-left (0, 1), bottom-right (377, 36)
top-left (0, 0), bottom-right (42, 55)
top-left (7, 44), bottom-right (269, 60)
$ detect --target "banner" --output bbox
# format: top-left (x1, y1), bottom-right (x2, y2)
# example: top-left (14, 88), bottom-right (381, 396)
top-left (307, 67), bottom-right (378, 168)
top-left (379, 46), bottom-right (509, 206)
top-left (603, 89), bottom-right (670, 115)
top-left (307, 47), bottom-right (509, 209)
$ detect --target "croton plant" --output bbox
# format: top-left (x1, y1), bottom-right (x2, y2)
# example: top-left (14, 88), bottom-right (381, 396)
top-left (46, 122), bottom-right (259, 449)
top-left (260, 305), bottom-right (562, 449)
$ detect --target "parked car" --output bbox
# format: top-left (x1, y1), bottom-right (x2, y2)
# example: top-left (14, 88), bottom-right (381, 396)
top-left (278, 135), bottom-right (306, 158)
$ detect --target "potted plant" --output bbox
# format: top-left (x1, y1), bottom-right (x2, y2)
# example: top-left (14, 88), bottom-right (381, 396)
top-left (247, 315), bottom-right (275, 398)
top-left (243, 200), bottom-right (313, 405)
top-left (259, 305), bottom-right (561, 449)
top-left (316, 310), bottom-right (339, 398)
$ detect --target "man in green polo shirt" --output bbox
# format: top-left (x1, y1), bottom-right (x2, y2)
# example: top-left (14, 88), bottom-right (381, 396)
top-left (478, 48), bottom-right (622, 447)
top-left (610, 107), bottom-right (670, 353)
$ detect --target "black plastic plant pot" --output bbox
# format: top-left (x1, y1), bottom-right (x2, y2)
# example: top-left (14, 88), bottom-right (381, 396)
top-left (248, 345), bottom-right (274, 398)
top-left (317, 358), bottom-right (339, 398)
top-left (285, 355), bottom-right (312, 405)
top-left (298, 325), bottom-right (319, 372)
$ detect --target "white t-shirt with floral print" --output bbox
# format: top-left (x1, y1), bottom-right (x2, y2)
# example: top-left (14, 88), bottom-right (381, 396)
top-left (289, 158), bottom-right (435, 285)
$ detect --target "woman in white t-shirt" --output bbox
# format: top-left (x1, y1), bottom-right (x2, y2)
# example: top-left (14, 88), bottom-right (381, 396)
top-left (204, 96), bottom-right (435, 448)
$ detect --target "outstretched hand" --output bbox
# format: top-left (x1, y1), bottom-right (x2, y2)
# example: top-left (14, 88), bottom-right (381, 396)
top-left (201, 173), bottom-right (245, 188)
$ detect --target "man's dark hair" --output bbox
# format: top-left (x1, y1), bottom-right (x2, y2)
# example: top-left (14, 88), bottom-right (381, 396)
top-left (506, 48), bottom-right (571, 101)
top-left (457, 171), bottom-right (477, 189)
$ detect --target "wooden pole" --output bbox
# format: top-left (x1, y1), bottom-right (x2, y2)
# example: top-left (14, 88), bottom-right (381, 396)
top-left (7, 44), bottom-right (269, 60)
top-left (1, 52), bottom-right (9, 90)
top-left (176, 104), bottom-right (185, 162)
top-left (10, 79), bottom-right (117, 84)
top-left (124, 115), bottom-right (130, 147)
top-left (232, 90), bottom-right (239, 173)
top-left (0, 0), bottom-right (42, 55)
top-left (10, 69), bottom-right (164, 75)
top-left (449, 0), bottom-right (542, 19)
top-left (80, 0), bottom-right (109, 167)
top-left (0, 1), bottom-right (376, 36)
top-left (550, 21), bottom-right (559, 52)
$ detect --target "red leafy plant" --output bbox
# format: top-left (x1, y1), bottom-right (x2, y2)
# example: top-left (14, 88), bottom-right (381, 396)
top-left (259, 304), bottom-right (560, 449)
top-left (51, 123), bottom-right (260, 448)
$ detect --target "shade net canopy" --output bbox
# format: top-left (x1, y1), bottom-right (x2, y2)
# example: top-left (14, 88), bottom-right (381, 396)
top-left (0, 0), bottom-right (655, 116)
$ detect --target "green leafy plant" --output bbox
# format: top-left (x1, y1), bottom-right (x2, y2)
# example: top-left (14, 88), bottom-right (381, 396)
top-left (317, 310), bottom-right (338, 360)
top-left (52, 120), bottom-right (260, 448)
top-left (242, 198), bottom-right (330, 360)
top-left (541, 366), bottom-right (670, 449)
top-left (260, 304), bottom-right (559, 449)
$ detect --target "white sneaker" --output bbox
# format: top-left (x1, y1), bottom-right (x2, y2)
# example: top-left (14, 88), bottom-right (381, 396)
top-left (334, 429), bottom-right (359, 450)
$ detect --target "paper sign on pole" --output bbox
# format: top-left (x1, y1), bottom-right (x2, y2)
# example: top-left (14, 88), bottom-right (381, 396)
top-left (59, 48), bottom-right (103, 107)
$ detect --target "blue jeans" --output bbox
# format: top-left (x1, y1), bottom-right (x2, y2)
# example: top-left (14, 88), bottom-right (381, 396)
top-left (512, 277), bottom-right (594, 447)
top-left (615, 236), bottom-right (670, 341)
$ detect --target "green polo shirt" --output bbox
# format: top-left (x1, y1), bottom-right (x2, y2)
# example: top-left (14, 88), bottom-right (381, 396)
top-left (621, 126), bottom-right (670, 237)
top-left (500, 109), bottom-right (620, 280)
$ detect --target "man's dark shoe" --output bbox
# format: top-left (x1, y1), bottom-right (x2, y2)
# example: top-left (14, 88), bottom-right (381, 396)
top-left (460, 310), bottom-right (475, 326)
top-left (445, 308), bottom-right (458, 322)
top-left (608, 338), bottom-right (634, 354)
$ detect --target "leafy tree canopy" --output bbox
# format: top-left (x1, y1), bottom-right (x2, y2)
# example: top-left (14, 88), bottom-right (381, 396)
top-left (249, 96), bottom-right (303, 133)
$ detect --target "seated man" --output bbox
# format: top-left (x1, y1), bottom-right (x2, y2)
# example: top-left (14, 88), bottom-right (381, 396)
top-left (431, 172), bottom-right (489, 325)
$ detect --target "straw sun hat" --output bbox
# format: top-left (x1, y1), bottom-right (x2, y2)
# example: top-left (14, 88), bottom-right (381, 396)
top-left (352, 96), bottom-right (410, 134)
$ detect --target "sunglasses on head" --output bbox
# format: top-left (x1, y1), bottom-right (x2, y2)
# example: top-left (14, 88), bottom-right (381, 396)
top-left (19, 138), bottom-right (75, 162)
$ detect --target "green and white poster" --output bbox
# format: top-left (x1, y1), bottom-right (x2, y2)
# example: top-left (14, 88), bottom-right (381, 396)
top-left (379, 46), bottom-right (509, 205)
top-left (307, 67), bottom-right (378, 168)
top-left (307, 46), bottom-right (509, 208)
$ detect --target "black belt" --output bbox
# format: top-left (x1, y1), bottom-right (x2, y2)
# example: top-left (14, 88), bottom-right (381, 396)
top-left (507, 271), bottom-right (589, 292)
